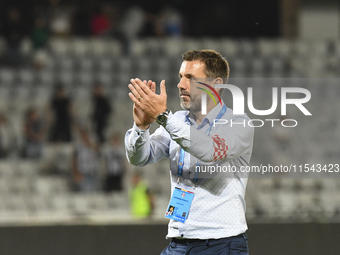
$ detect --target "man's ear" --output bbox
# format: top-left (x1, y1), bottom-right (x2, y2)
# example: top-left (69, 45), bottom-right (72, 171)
top-left (214, 77), bottom-right (223, 94)
top-left (214, 77), bottom-right (223, 84)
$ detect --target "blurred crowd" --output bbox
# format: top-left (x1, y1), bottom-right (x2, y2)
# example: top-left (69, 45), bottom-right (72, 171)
top-left (0, 0), bottom-right (280, 67)
top-left (0, 0), bottom-right (184, 66)
top-left (0, 82), bottom-right (129, 193)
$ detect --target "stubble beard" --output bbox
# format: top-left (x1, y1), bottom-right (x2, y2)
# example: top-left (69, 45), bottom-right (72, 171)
top-left (180, 95), bottom-right (201, 113)
top-left (180, 100), bottom-right (190, 110)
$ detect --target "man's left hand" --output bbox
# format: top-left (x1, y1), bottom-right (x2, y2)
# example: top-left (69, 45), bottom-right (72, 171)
top-left (128, 78), bottom-right (167, 119)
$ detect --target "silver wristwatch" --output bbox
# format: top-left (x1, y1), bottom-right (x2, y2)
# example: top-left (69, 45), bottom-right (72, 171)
top-left (156, 109), bottom-right (171, 125)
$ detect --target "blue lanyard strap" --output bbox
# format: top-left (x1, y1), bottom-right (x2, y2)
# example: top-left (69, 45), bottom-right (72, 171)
top-left (178, 105), bottom-right (227, 182)
top-left (177, 147), bottom-right (185, 177)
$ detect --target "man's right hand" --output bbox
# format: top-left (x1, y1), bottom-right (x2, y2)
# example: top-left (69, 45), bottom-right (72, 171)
top-left (132, 80), bottom-right (156, 130)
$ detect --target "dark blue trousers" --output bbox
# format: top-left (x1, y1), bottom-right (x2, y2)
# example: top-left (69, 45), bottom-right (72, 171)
top-left (160, 233), bottom-right (249, 255)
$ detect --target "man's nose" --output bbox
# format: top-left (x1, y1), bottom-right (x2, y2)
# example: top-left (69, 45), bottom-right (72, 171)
top-left (177, 78), bottom-right (186, 89)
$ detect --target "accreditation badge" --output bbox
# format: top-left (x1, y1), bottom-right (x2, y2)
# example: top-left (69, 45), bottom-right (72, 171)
top-left (165, 186), bottom-right (195, 223)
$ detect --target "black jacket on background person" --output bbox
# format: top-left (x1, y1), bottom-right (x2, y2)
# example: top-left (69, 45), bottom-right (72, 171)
top-left (92, 95), bottom-right (112, 144)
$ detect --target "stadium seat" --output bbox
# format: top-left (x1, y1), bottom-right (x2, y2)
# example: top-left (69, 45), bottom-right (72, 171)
top-left (257, 190), bottom-right (279, 216)
top-left (154, 57), bottom-right (171, 73)
top-left (79, 57), bottom-right (94, 72)
top-left (0, 178), bottom-right (11, 195)
top-left (163, 38), bottom-right (184, 57)
top-left (106, 40), bottom-right (123, 56)
top-left (334, 41), bottom-right (340, 56)
top-left (90, 39), bottom-right (109, 56)
top-left (18, 69), bottom-right (35, 85)
top-left (134, 56), bottom-right (152, 73)
top-left (258, 39), bottom-right (276, 57)
top-left (72, 195), bottom-right (91, 214)
top-left (0, 161), bottom-right (18, 179)
top-left (31, 86), bottom-right (51, 107)
top-left (233, 59), bottom-right (247, 74)
top-left (319, 178), bottom-right (338, 191)
top-left (276, 40), bottom-right (293, 57)
top-left (4, 195), bottom-right (27, 214)
top-left (319, 191), bottom-right (337, 217)
top-left (60, 71), bottom-right (75, 85)
top-left (0, 87), bottom-right (11, 109)
top-left (50, 38), bottom-right (71, 56)
top-left (50, 195), bottom-right (71, 215)
top-left (268, 58), bottom-right (286, 73)
top-left (35, 178), bottom-right (54, 196)
top-left (58, 57), bottom-right (75, 71)
top-left (98, 58), bottom-right (114, 71)
top-left (0, 69), bottom-right (16, 85)
top-left (11, 178), bottom-right (33, 194)
top-left (71, 39), bottom-right (90, 57)
top-left (88, 194), bottom-right (109, 211)
top-left (184, 39), bottom-right (203, 55)
top-left (220, 39), bottom-right (239, 57)
top-left (202, 38), bottom-right (220, 53)
top-left (76, 70), bottom-right (94, 87)
top-left (37, 69), bottom-right (55, 87)
top-left (239, 40), bottom-right (257, 57)
top-left (296, 192), bottom-right (314, 214)
top-left (277, 191), bottom-right (298, 217)
top-left (249, 57), bottom-right (266, 74)
top-left (293, 40), bottom-right (310, 57)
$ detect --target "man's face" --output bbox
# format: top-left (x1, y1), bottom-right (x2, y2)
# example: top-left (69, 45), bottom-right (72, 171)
top-left (177, 60), bottom-right (207, 112)
top-left (57, 88), bottom-right (66, 98)
top-left (93, 85), bottom-right (103, 96)
top-left (29, 111), bottom-right (38, 120)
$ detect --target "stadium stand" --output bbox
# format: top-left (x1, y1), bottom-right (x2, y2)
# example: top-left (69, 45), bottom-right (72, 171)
top-left (0, 37), bottom-right (339, 224)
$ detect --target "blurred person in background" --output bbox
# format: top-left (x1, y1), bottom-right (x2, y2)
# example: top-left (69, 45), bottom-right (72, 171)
top-left (158, 5), bottom-right (182, 37)
top-left (91, 83), bottom-right (112, 144)
top-left (3, 7), bottom-right (24, 67)
top-left (32, 0), bottom-right (62, 35)
top-left (23, 108), bottom-right (46, 159)
top-left (72, 125), bottom-right (99, 193)
top-left (49, 84), bottom-right (73, 143)
top-left (119, 5), bottom-right (146, 54)
top-left (90, 6), bottom-right (111, 36)
top-left (103, 133), bottom-right (126, 193)
top-left (129, 171), bottom-right (154, 218)
top-left (105, 3), bottom-right (129, 55)
top-left (48, 0), bottom-right (72, 36)
top-left (0, 113), bottom-right (16, 158)
top-left (31, 17), bottom-right (50, 69)
top-left (72, 5), bottom-right (91, 37)
top-left (31, 17), bottom-right (50, 51)
top-left (140, 11), bottom-right (160, 37)
top-left (119, 5), bottom-right (146, 39)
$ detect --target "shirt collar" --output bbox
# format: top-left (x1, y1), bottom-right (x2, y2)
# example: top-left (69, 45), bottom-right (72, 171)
top-left (186, 100), bottom-right (226, 128)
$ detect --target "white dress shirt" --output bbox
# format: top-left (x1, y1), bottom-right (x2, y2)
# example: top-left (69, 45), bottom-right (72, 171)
top-left (125, 102), bottom-right (254, 239)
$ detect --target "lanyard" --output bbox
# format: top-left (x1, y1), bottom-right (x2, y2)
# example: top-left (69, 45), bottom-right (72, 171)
top-left (177, 105), bottom-right (227, 183)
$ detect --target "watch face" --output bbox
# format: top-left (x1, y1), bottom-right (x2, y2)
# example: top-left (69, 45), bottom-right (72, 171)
top-left (158, 115), bottom-right (166, 123)
top-left (157, 110), bottom-right (169, 125)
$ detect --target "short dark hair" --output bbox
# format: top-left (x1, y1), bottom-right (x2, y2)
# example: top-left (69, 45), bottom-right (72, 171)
top-left (181, 50), bottom-right (230, 81)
